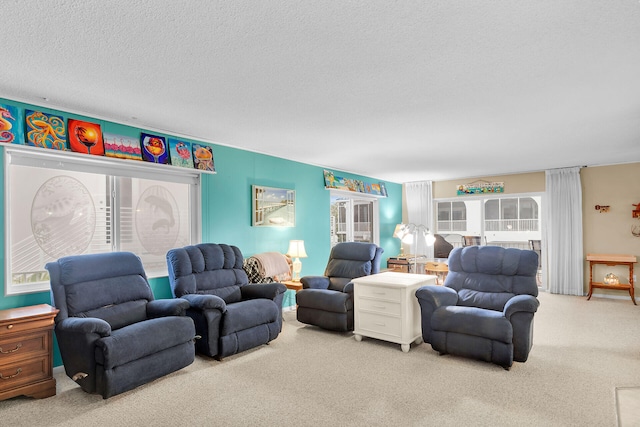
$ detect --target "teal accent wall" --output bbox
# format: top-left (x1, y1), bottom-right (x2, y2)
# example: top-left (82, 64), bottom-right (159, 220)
top-left (0, 97), bottom-right (402, 366)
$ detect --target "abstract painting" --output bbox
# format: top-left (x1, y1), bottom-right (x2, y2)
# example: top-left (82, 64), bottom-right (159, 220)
top-left (0, 104), bottom-right (24, 144)
top-left (140, 133), bottom-right (168, 164)
top-left (103, 132), bottom-right (143, 160)
top-left (68, 119), bottom-right (104, 155)
top-left (192, 143), bottom-right (215, 172)
top-left (25, 110), bottom-right (67, 150)
top-left (168, 138), bottom-right (194, 168)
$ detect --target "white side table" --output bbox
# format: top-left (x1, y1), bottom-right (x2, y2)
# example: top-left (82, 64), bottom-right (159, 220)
top-left (352, 272), bottom-right (437, 352)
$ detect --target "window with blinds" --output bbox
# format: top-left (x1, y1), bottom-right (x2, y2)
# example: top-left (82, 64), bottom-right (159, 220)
top-left (4, 146), bottom-right (200, 295)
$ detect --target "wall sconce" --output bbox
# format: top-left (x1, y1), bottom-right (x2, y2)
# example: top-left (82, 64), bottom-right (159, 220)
top-left (595, 205), bottom-right (610, 213)
top-left (286, 240), bottom-right (308, 282)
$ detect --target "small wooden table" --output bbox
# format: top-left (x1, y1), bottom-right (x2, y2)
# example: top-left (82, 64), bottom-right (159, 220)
top-left (424, 259), bottom-right (448, 285)
top-left (0, 304), bottom-right (59, 401)
top-left (586, 254), bottom-right (637, 305)
top-left (282, 280), bottom-right (303, 293)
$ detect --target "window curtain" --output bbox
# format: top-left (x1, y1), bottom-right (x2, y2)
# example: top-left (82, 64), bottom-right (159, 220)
top-left (405, 181), bottom-right (434, 258)
top-left (544, 167), bottom-right (584, 295)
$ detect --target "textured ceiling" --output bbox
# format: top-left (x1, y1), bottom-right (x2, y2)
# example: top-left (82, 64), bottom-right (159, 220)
top-left (2, 1), bottom-right (640, 183)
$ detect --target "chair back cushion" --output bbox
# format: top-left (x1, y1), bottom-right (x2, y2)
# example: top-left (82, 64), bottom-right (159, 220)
top-left (324, 242), bottom-right (383, 291)
top-left (167, 243), bottom-right (248, 303)
top-left (46, 252), bottom-right (153, 330)
top-left (445, 246), bottom-right (538, 311)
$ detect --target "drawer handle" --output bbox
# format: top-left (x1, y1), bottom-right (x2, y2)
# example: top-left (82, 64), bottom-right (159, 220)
top-left (0, 368), bottom-right (22, 380)
top-left (6, 324), bottom-right (13, 330)
top-left (0, 343), bottom-right (22, 354)
top-left (374, 322), bottom-right (386, 326)
top-left (373, 305), bottom-right (386, 309)
top-left (372, 291), bottom-right (386, 295)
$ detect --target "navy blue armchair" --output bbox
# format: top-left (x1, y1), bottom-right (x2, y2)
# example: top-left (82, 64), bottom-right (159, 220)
top-left (46, 252), bottom-right (197, 399)
top-left (415, 246), bottom-right (540, 369)
top-left (166, 243), bottom-right (287, 360)
top-left (296, 242), bottom-right (383, 332)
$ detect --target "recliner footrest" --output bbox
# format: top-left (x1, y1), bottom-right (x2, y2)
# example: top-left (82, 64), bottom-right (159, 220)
top-left (296, 289), bottom-right (352, 313)
top-left (431, 306), bottom-right (512, 343)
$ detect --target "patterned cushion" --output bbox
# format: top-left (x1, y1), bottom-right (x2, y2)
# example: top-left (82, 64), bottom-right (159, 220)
top-left (243, 256), bottom-right (292, 284)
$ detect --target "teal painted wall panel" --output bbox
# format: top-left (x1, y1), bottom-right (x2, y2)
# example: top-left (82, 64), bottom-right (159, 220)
top-left (0, 97), bottom-right (402, 367)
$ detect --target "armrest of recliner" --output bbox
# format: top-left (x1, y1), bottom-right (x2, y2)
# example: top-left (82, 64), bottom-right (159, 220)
top-left (414, 286), bottom-right (458, 344)
top-left (241, 283), bottom-right (287, 301)
top-left (301, 276), bottom-right (330, 289)
top-left (415, 286), bottom-right (458, 309)
top-left (55, 317), bottom-right (111, 393)
top-left (503, 294), bottom-right (540, 320)
top-left (180, 294), bottom-right (227, 312)
top-left (147, 299), bottom-right (191, 317)
top-left (57, 317), bottom-right (111, 337)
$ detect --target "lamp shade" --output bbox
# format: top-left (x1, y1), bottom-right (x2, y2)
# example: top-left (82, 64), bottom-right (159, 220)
top-left (286, 240), bottom-right (308, 258)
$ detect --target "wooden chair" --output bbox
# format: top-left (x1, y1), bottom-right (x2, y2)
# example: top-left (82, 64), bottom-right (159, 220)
top-left (463, 236), bottom-right (482, 246)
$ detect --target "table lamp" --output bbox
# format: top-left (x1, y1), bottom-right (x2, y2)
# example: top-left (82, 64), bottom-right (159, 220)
top-left (286, 240), bottom-right (308, 281)
top-left (393, 223), bottom-right (406, 256)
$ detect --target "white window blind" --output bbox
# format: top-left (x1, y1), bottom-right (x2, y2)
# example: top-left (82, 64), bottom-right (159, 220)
top-left (4, 145), bottom-right (201, 295)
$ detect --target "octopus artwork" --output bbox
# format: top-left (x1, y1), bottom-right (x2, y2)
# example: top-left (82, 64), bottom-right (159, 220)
top-left (25, 110), bottom-right (67, 150)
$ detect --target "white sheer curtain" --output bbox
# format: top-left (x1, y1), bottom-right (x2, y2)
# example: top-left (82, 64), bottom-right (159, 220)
top-left (544, 167), bottom-right (584, 295)
top-left (405, 181), bottom-right (434, 258)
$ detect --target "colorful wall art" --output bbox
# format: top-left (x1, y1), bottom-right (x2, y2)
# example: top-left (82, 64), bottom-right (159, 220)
top-left (168, 138), bottom-right (194, 168)
top-left (456, 181), bottom-right (504, 195)
top-left (0, 103), bottom-right (24, 144)
top-left (25, 110), bottom-right (67, 150)
top-left (323, 169), bottom-right (388, 197)
top-left (68, 119), bottom-right (104, 155)
top-left (193, 144), bottom-right (215, 172)
top-left (140, 133), bottom-right (168, 164)
top-left (103, 132), bottom-right (143, 160)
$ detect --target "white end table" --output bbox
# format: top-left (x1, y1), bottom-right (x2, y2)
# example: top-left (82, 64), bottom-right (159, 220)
top-left (352, 272), bottom-right (437, 352)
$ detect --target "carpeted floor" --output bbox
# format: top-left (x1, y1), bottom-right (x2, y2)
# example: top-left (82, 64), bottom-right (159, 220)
top-left (1, 291), bottom-right (639, 426)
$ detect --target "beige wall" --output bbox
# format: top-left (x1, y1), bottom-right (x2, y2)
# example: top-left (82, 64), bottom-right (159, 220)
top-left (432, 172), bottom-right (545, 198)
top-left (404, 163), bottom-right (640, 297)
top-left (582, 163), bottom-right (640, 298)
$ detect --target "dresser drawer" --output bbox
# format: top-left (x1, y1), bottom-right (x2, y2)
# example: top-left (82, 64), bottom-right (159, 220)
top-left (0, 332), bottom-right (49, 365)
top-left (0, 356), bottom-right (51, 392)
top-left (357, 312), bottom-right (401, 338)
top-left (357, 285), bottom-right (402, 302)
top-left (357, 298), bottom-right (401, 316)
top-left (0, 317), bottom-right (55, 336)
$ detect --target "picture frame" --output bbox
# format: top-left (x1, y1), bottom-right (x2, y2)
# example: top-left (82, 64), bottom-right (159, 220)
top-left (140, 132), bottom-right (168, 164)
top-left (68, 119), bottom-right (104, 156)
top-left (103, 132), bottom-right (143, 160)
top-left (252, 185), bottom-right (295, 227)
top-left (25, 110), bottom-right (67, 150)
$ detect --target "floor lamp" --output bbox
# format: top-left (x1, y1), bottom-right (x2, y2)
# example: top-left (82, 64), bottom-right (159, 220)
top-left (395, 223), bottom-right (436, 273)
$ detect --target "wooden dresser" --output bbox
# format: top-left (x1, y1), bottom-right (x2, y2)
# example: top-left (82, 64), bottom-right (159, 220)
top-left (0, 304), bottom-right (59, 401)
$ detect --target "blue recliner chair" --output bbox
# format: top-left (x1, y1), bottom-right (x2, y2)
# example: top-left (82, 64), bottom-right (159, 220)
top-left (166, 243), bottom-right (287, 360)
top-left (415, 246), bottom-right (540, 369)
top-left (46, 252), bottom-right (197, 399)
top-left (296, 242), bottom-right (384, 332)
